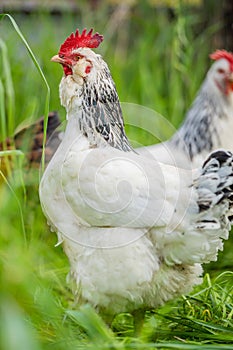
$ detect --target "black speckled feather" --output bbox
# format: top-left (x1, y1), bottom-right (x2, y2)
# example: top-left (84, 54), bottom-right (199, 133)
top-left (79, 57), bottom-right (133, 152)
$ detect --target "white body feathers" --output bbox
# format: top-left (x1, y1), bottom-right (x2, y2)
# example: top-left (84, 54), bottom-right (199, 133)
top-left (40, 75), bottom-right (233, 315)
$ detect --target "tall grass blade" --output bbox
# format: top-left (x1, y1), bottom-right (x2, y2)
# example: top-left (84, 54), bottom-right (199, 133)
top-left (0, 13), bottom-right (50, 172)
top-left (0, 38), bottom-right (15, 135)
top-left (0, 158), bottom-right (26, 244)
top-left (0, 77), bottom-right (12, 176)
top-left (0, 78), bottom-right (7, 142)
top-left (66, 305), bottom-right (115, 343)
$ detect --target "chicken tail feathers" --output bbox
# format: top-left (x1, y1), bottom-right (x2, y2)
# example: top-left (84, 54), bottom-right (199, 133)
top-left (162, 150), bottom-right (233, 266)
top-left (196, 150), bottom-right (233, 218)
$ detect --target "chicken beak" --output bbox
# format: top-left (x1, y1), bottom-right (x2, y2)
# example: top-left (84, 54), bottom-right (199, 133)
top-left (51, 55), bottom-right (65, 64)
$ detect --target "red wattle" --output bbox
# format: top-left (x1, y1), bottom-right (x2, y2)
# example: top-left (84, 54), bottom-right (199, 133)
top-left (63, 65), bottom-right (72, 76)
top-left (85, 66), bottom-right (91, 74)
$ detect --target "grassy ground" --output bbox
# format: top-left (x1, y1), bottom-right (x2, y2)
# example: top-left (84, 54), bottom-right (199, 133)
top-left (0, 3), bottom-right (233, 349)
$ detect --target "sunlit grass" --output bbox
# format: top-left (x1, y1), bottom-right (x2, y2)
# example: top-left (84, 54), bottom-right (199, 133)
top-left (0, 4), bottom-right (232, 350)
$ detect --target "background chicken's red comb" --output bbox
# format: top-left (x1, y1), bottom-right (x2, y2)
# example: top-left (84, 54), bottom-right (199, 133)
top-left (59, 28), bottom-right (103, 55)
top-left (210, 50), bottom-right (233, 70)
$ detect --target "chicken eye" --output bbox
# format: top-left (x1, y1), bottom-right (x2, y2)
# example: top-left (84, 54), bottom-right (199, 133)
top-left (76, 55), bottom-right (82, 61)
top-left (217, 68), bottom-right (225, 74)
top-left (59, 54), bottom-right (65, 58)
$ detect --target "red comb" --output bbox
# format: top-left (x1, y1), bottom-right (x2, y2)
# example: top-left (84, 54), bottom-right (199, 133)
top-left (59, 28), bottom-right (103, 55)
top-left (210, 50), bottom-right (233, 70)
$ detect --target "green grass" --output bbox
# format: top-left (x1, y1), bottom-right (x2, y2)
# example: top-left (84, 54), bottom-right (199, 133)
top-left (0, 3), bottom-right (233, 349)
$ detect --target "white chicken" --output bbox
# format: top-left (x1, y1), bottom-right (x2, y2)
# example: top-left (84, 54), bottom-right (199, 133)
top-left (138, 50), bottom-right (233, 168)
top-left (39, 29), bottom-right (233, 329)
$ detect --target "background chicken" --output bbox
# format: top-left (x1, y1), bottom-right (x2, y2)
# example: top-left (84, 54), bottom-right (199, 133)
top-left (0, 111), bottom-right (62, 184)
top-left (39, 28), bottom-right (233, 332)
top-left (14, 111), bottom-right (62, 166)
top-left (138, 50), bottom-right (233, 168)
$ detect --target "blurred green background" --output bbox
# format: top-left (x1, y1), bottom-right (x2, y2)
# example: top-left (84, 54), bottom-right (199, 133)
top-left (0, 1), bottom-right (233, 349)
